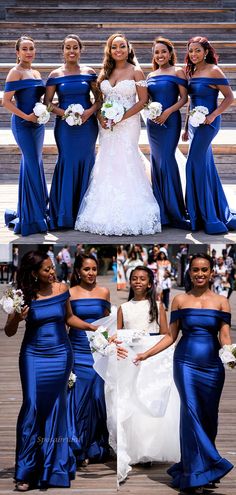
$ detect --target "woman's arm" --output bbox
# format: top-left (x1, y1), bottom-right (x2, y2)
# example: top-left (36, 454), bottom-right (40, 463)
top-left (65, 299), bottom-right (98, 331)
top-left (121, 68), bottom-right (148, 121)
top-left (205, 67), bottom-right (234, 125)
top-left (159, 302), bottom-right (168, 334)
top-left (3, 69), bottom-right (37, 122)
top-left (44, 81), bottom-right (65, 118)
top-left (81, 79), bottom-right (103, 124)
top-left (219, 297), bottom-right (232, 346)
top-left (4, 306), bottom-right (29, 337)
top-left (117, 306), bottom-right (124, 329)
top-left (155, 71), bottom-right (188, 125)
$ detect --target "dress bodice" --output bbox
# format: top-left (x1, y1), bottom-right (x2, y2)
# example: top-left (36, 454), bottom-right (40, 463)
top-left (121, 299), bottom-right (159, 334)
top-left (147, 75), bottom-right (187, 109)
top-left (100, 79), bottom-right (140, 110)
top-left (188, 77), bottom-right (229, 113)
top-left (70, 297), bottom-right (111, 323)
top-left (170, 308), bottom-right (231, 365)
top-left (46, 74), bottom-right (97, 110)
top-left (24, 291), bottom-right (69, 345)
top-left (4, 78), bottom-right (45, 114)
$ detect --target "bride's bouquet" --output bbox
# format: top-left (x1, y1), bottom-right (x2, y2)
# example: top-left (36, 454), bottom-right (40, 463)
top-left (0, 287), bottom-right (24, 314)
top-left (89, 326), bottom-right (116, 356)
top-left (33, 102), bottom-right (50, 124)
top-left (143, 101), bottom-right (162, 121)
top-left (189, 105), bottom-right (209, 127)
top-left (219, 344), bottom-right (236, 369)
top-left (101, 100), bottom-right (125, 130)
top-left (63, 103), bottom-right (84, 126)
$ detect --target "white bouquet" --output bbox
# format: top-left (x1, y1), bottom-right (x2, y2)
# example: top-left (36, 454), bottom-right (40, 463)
top-left (219, 344), bottom-right (236, 369)
top-left (101, 100), bottom-right (125, 130)
top-left (63, 103), bottom-right (84, 126)
top-left (33, 102), bottom-right (50, 124)
top-left (143, 101), bottom-right (162, 120)
top-left (89, 326), bottom-right (116, 356)
top-left (189, 105), bottom-right (209, 127)
top-left (68, 371), bottom-right (77, 388)
top-left (0, 287), bottom-right (24, 314)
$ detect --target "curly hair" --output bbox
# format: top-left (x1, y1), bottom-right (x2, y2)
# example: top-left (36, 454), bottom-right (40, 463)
top-left (185, 36), bottom-right (218, 77)
top-left (70, 253), bottom-right (98, 287)
top-left (98, 33), bottom-right (136, 84)
top-left (152, 37), bottom-right (177, 70)
top-left (16, 251), bottom-right (49, 304)
top-left (128, 266), bottom-right (158, 323)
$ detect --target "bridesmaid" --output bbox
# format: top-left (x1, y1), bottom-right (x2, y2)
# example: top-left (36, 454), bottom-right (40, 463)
top-left (134, 253), bottom-right (234, 494)
top-left (45, 34), bottom-right (101, 230)
top-left (3, 36), bottom-right (48, 236)
top-left (4, 251), bottom-right (98, 490)
top-left (146, 37), bottom-right (190, 229)
top-left (183, 36), bottom-right (236, 234)
top-left (67, 254), bottom-right (110, 464)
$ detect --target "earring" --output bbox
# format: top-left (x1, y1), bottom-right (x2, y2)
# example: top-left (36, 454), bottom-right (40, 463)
top-left (34, 276), bottom-right (38, 282)
top-left (204, 55), bottom-right (207, 60)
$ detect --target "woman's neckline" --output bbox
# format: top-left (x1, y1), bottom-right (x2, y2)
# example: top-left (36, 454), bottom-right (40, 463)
top-left (70, 296), bottom-right (110, 302)
top-left (106, 78), bottom-right (135, 88)
top-left (172, 307), bottom-right (229, 313)
top-left (33, 290), bottom-right (69, 302)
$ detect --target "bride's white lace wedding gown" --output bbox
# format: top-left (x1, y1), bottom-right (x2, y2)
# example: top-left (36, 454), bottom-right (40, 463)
top-left (74, 79), bottom-right (161, 235)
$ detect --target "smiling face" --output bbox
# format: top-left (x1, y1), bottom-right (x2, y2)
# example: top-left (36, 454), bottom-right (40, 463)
top-left (16, 39), bottom-right (36, 64)
top-left (130, 269), bottom-right (151, 296)
top-left (78, 258), bottom-right (98, 286)
top-left (153, 42), bottom-right (171, 67)
top-left (188, 42), bottom-right (207, 65)
top-left (110, 36), bottom-right (129, 62)
top-left (63, 37), bottom-right (81, 63)
top-left (189, 257), bottom-right (213, 289)
top-left (34, 257), bottom-right (55, 286)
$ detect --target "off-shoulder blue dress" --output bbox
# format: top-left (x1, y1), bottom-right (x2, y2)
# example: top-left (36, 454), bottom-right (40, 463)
top-left (168, 308), bottom-right (233, 490)
top-left (4, 79), bottom-right (48, 236)
top-left (46, 75), bottom-right (98, 229)
top-left (67, 298), bottom-right (110, 461)
top-left (15, 291), bottom-right (75, 487)
top-left (186, 77), bottom-right (236, 234)
top-left (147, 75), bottom-right (190, 229)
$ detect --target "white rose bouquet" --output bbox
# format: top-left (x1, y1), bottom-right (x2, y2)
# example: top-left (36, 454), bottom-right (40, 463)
top-left (89, 326), bottom-right (116, 356)
top-left (101, 101), bottom-right (125, 130)
top-left (143, 101), bottom-right (163, 121)
top-left (189, 106), bottom-right (209, 127)
top-left (0, 287), bottom-right (24, 314)
top-left (63, 103), bottom-right (84, 126)
top-left (33, 102), bottom-right (51, 124)
top-left (68, 371), bottom-right (77, 388)
top-left (219, 344), bottom-right (236, 369)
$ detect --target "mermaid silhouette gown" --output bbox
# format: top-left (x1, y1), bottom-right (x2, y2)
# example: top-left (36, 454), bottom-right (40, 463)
top-left (4, 79), bottom-right (48, 236)
top-left (46, 75), bottom-right (98, 229)
top-left (67, 298), bottom-right (110, 461)
top-left (15, 291), bottom-right (75, 488)
top-left (186, 77), bottom-right (236, 234)
top-left (168, 308), bottom-right (233, 490)
top-left (75, 79), bottom-right (161, 235)
top-left (147, 75), bottom-right (190, 229)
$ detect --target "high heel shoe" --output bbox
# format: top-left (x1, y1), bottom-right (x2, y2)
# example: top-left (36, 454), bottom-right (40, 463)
top-left (15, 482), bottom-right (29, 492)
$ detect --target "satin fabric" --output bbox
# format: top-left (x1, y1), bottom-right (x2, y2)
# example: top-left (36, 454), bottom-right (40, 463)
top-left (147, 75), bottom-right (190, 229)
top-left (46, 75), bottom-right (98, 229)
top-left (186, 77), bottom-right (236, 234)
top-left (4, 79), bottom-right (48, 236)
top-left (167, 308), bottom-right (233, 490)
top-left (15, 291), bottom-right (75, 487)
top-left (67, 298), bottom-right (110, 461)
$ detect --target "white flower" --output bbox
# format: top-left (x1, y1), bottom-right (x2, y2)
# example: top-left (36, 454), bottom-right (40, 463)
top-left (37, 112), bottom-right (50, 124)
top-left (92, 332), bottom-right (108, 349)
top-left (33, 102), bottom-right (47, 117)
top-left (143, 101), bottom-right (162, 120)
top-left (0, 296), bottom-right (14, 314)
top-left (68, 371), bottom-right (77, 388)
top-left (65, 115), bottom-right (76, 126)
top-left (70, 103), bottom-right (84, 115)
top-left (189, 106), bottom-right (209, 127)
top-left (219, 344), bottom-right (236, 369)
top-left (101, 101), bottom-right (125, 126)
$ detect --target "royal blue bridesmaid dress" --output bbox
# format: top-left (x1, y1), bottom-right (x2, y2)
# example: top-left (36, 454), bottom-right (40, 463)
top-left (15, 291), bottom-right (76, 488)
top-left (46, 75), bottom-right (98, 229)
top-left (147, 75), bottom-right (190, 229)
top-left (4, 79), bottom-right (48, 236)
top-left (168, 308), bottom-right (233, 491)
top-left (67, 298), bottom-right (110, 461)
top-left (186, 77), bottom-right (236, 234)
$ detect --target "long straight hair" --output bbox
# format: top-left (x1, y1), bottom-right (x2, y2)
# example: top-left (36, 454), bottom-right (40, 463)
top-left (128, 266), bottom-right (158, 323)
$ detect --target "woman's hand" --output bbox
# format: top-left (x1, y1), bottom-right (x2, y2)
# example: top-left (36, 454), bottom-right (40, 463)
top-left (81, 108), bottom-right (92, 124)
top-left (133, 352), bottom-right (147, 365)
top-left (182, 130), bottom-right (189, 141)
top-left (204, 113), bottom-right (216, 125)
top-left (26, 113), bottom-right (38, 123)
top-left (97, 112), bottom-right (108, 129)
top-left (117, 345), bottom-right (128, 359)
top-left (18, 305), bottom-right (30, 321)
top-left (155, 109), bottom-right (171, 125)
top-left (88, 324), bottom-right (99, 332)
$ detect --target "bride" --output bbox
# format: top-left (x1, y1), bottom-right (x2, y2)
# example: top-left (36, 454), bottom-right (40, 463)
top-left (75, 33), bottom-right (161, 236)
